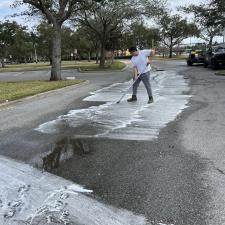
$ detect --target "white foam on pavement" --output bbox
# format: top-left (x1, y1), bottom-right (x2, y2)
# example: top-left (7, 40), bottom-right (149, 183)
top-left (0, 156), bottom-right (147, 225)
top-left (36, 71), bottom-right (191, 140)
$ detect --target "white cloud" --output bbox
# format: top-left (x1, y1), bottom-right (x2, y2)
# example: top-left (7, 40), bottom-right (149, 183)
top-left (0, 1), bottom-right (11, 9)
top-left (168, 0), bottom-right (209, 10)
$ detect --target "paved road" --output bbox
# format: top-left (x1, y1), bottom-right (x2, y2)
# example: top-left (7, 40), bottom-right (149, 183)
top-left (1, 60), bottom-right (225, 224)
top-left (0, 68), bottom-right (77, 81)
top-left (0, 65), bottom-right (127, 82)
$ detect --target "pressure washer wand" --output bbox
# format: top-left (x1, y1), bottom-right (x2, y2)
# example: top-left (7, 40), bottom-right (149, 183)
top-left (116, 64), bottom-right (149, 104)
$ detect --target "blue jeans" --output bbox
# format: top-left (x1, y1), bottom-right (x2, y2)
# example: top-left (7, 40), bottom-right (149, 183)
top-left (133, 71), bottom-right (153, 97)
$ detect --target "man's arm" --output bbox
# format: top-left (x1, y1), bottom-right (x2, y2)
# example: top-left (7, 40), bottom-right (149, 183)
top-left (142, 49), bottom-right (155, 64)
top-left (133, 66), bottom-right (139, 80)
top-left (148, 48), bottom-right (155, 64)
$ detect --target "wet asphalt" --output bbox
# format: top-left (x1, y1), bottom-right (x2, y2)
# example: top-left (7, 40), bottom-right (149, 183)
top-left (1, 60), bottom-right (225, 224)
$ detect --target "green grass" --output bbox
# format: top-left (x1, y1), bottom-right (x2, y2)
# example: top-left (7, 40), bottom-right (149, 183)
top-left (0, 60), bottom-right (126, 72)
top-left (0, 80), bottom-right (84, 102)
top-left (154, 55), bottom-right (187, 61)
top-left (0, 62), bottom-right (83, 72)
top-left (79, 61), bottom-right (126, 71)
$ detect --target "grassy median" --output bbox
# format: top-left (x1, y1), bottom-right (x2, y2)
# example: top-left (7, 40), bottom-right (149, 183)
top-left (154, 55), bottom-right (187, 61)
top-left (0, 60), bottom-right (126, 72)
top-left (0, 80), bottom-right (84, 103)
top-left (79, 61), bottom-right (126, 71)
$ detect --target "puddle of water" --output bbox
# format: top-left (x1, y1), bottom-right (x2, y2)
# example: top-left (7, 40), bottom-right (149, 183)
top-left (36, 138), bottom-right (91, 170)
top-left (35, 71), bottom-right (191, 141)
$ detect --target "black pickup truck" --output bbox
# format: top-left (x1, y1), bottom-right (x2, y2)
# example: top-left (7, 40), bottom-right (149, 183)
top-left (204, 45), bottom-right (225, 70)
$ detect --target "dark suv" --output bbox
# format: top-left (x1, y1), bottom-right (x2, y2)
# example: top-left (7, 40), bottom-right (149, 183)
top-left (187, 50), bottom-right (205, 66)
top-left (204, 45), bottom-right (225, 70)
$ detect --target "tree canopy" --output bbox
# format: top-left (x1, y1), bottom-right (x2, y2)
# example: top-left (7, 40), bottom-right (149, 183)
top-left (159, 14), bottom-right (199, 57)
top-left (182, 2), bottom-right (225, 47)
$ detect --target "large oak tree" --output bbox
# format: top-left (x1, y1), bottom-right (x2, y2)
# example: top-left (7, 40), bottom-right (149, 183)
top-left (75, 0), bottom-right (137, 68)
top-left (14, 0), bottom-right (89, 80)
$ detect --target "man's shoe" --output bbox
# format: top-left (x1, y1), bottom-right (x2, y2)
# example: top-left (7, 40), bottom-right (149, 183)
top-left (148, 96), bottom-right (154, 104)
top-left (127, 95), bottom-right (137, 102)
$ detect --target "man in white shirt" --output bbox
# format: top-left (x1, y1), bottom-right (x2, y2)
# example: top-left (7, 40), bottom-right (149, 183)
top-left (127, 46), bottom-right (155, 104)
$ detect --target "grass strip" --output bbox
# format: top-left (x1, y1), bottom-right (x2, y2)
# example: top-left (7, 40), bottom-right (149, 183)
top-left (79, 61), bottom-right (126, 71)
top-left (0, 61), bottom-right (126, 72)
top-left (0, 79), bottom-right (84, 102)
top-left (154, 56), bottom-right (187, 61)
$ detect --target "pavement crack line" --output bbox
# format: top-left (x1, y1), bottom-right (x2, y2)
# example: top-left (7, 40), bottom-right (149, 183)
top-left (215, 167), bottom-right (225, 176)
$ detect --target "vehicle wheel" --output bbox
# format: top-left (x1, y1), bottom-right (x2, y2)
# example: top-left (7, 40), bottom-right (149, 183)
top-left (212, 60), bottom-right (219, 70)
top-left (187, 60), bottom-right (193, 66)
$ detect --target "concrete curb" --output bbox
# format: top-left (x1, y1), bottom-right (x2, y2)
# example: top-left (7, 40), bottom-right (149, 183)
top-left (0, 80), bottom-right (89, 109)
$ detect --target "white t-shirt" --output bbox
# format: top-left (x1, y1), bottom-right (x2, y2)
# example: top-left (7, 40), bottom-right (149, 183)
top-left (131, 49), bottom-right (152, 74)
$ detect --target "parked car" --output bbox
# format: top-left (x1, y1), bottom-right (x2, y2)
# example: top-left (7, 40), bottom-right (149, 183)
top-left (204, 45), bottom-right (225, 70)
top-left (187, 50), bottom-right (205, 66)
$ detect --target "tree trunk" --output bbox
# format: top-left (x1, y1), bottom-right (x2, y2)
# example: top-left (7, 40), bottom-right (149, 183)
top-left (209, 36), bottom-right (213, 48)
top-left (169, 37), bottom-right (173, 58)
top-left (169, 45), bottom-right (173, 58)
top-left (95, 49), bottom-right (99, 64)
top-left (111, 50), bottom-right (115, 64)
top-left (88, 50), bottom-right (91, 62)
top-left (50, 24), bottom-right (62, 81)
top-left (34, 44), bottom-right (38, 64)
top-left (49, 40), bottom-right (52, 65)
top-left (1, 58), bottom-right (5, 68)
top-left (100, 42), bottom-right (106, 68)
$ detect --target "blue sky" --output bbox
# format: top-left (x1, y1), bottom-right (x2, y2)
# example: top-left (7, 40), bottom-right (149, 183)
top-left (0, 0), bottom-right (28, 25)
top-left (0, 0), bottom-right (14, 19)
